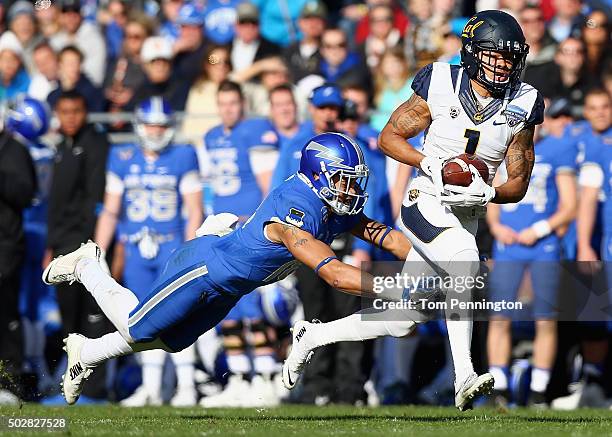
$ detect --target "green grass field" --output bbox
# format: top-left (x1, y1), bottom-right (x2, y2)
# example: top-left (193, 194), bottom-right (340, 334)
top-left (2, 404), bottom-right (612, 437)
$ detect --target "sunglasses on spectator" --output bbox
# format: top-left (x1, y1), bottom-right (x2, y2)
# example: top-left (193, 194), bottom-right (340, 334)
top-left (208, 55), bottom-right (230, 66)
top-left (559, 47), bottom-right (584, 55)
top-left (238, 19), bottom-right (259, 25)
top-left (585, 19), bottom-right (608, 29)
top-left (521, 17), bottom-right (543, 24)
top-left (323, 42), bottom-right (347, 49)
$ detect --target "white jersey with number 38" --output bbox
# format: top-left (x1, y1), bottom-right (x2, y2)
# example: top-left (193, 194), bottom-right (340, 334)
top-left (409, 62), bottom-right (544, 195)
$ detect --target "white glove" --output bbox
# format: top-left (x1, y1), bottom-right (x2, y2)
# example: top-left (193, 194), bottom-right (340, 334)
top-left (138, 233), bottom-right (159, 260)
top-left (99, 249), bottom-right (111, 276)
top-left (419, 156), bottom-right (445, 198)
top-left (442, 165), bottom-right (496, 207)
top-left (195, 213), bottom-right (240, 238)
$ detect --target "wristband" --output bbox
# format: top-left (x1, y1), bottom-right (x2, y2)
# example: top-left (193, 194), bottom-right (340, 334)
top-left (314, 256), bottom-right (338, 275)
top-left (532, 220), bottom-right (552, 239)
top-left (378, 226), bottom-right (393, 249)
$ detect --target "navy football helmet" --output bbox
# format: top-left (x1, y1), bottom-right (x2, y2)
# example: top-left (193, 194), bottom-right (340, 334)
top-left (5, 97), bottom-right (50, 141)
top-left (134, 96), bottom-right (175, 152)
top-left (299, 132), bottom-right (369, 216)
top-left (460, 10), bottom-right (529, 95)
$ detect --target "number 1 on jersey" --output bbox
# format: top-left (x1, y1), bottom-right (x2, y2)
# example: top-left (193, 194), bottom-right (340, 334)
top-left (464, 129), bottom-right (480, 155)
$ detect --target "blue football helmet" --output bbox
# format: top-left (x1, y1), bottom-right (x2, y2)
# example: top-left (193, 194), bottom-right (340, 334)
top-left (299, 132), bottom-right (369, 216)
top-left (5, 97), bottom-right (50, 141)
top-left (134, 96), bottom-right (175, 152)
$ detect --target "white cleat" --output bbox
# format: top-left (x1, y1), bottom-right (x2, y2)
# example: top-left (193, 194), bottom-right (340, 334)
top-left (454, 372), bottom-right (494, 411)
top-left (244, 375), bottom-right (280, 407)
top-left (61, 334), bottom-right (93, 405)
top-left (551, 382), bottom-right (609, 410)
top-left (282, 320), bottom-right (317, 390)
top-left (120, 385), bottom-right (162, 407)
top-left (170, 387), bottom-right (198, 407)
top-left (199, 374), bottom-right (250, 407)
top-left (43, 241), bottom-right (101, 285)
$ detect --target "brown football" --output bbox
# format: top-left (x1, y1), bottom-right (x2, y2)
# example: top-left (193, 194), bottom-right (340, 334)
top-left (442, 154), bottom-right (489, 187)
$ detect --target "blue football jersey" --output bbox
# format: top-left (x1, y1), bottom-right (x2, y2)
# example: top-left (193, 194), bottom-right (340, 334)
top-left (582, 127), bottom-right (612, 234)
top-left (495, 135), bottom-right (577, 259)
top-left (107, 143), bottom-right (200, 237)
top-left (271, 121), bottom-right (314, 189)
top-left (204, 174), bottom-right (361, 295)
top-left (23, 141), bottom-right (55, 228)
top-left (204, 118), bottom-right (279, 217)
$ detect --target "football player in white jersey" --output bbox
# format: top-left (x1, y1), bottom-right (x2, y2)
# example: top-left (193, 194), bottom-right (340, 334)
top-left (282, 10), bottom-right (545, 411)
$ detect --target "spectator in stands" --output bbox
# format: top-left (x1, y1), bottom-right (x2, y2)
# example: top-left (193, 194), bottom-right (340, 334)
top-left (251, 0), bottom-right (308, 47)
top-left (521, 5), bottom-right (558, 90)
top-left (0, 100), bottom-right (37, 403)
top-left (45, 90), bottom-right (110, 403)
top-left (353, 0), bottom-right (409, 46)
top-left (130, 36), bottom-right (184, 110)
top-left (404, 0), bottom-right (441, 69)
top-left (268, 83), bottom-right (302, 149)
top-left (28, 41), bottom-right (59, 101)
top-left (159, 0), bottom-right (184, 43)
top-left (581, 9), bottom-right (611, 79)
top-left (230, 3), bottom-right (281, 74)
top-left (103, 12), bottom-right (153, 120)
top-left (534, 37), bottom-right (591, 117)
top-left (7, 0), bottom-right (42, 75)
top-left (547, 0), bottom-right (584, 43)
top-left (283, 1), bottom-right (326, 83)
top-left (371, 47), bottom-right (414, 132)
top-left (50, 0), bottom-right (107, 87)
top-left (172, 2), bottom-right (207, 89)
top-left (47, 46), bottom-right (103, 112)
top-left (319, 28), bottom-right (371, 93)
top-left (0, 31), bottom-right (30, 101)
top-left (98, 0), bottom-right (131, 63)
top-left (203, 0), bottom-right (240, 45)
top-left (183, 45), bottom-right (232, 147)
top-left (35, 1), bottom-right (62, 40)
top-left (359, 4), bottom-right (402, 69)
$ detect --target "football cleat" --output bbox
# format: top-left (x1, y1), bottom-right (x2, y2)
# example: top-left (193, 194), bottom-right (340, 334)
top-left (121, 385), bottom-right (162, 407)
top-left (43, 241), bottom-right (101, 285)
top-left (282, 320), bottom-right (318, 390)
top-left (170, 386), bottom-right (197, 407)
top-left (199, 374), bottom-right (250, 408)
top-left (455, 372), bottom-right (494, 411)
top-left (551, 381), bottom-right (609, 410)
top-left (244, 375), bottom-right (280, 407)
top-left (61, 334), bottom-right (93, 405)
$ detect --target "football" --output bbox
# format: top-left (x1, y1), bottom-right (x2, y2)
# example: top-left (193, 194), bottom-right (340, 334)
top-left (442, 154), bottom-right (489, 187)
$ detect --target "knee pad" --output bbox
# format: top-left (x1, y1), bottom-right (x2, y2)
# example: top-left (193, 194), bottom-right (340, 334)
top-left (221, 321), bottom-right (245, 351)
top-left (248, 320), bottom-right (274, 348)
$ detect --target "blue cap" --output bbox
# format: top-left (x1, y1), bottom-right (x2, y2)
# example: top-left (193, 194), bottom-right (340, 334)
top-left (177, 3), bottom-right (204, 26)
top-left (309, 84), bottom-right (343, 108)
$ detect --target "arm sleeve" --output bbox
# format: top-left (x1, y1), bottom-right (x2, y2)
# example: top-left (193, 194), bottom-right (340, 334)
top-left (249, 148), bottom-right (280, 175)
top-left (179, 145), bottom-right (202, 194)
top-left (578, 137), bottom-right (604, 188)
top-left (271, 146), bottom-right (292, 189)
top-left (410, 64), bottom-right (434, 101)
top-left (555, 140), bottom-right (578, 174)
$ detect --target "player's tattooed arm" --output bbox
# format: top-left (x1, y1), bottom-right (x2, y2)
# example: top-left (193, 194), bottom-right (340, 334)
top-left (492, 125), bottom-right (536, 204)
top-left (351, 215), bottom-right (412, 260)
top-left (379, 93), bottom-right (431, 167)
top-left (265, 222), bottom-right (376, 296)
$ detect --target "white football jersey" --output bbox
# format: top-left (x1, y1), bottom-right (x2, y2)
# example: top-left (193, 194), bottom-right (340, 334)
top-left (409, 62), bottom-right (544, 195)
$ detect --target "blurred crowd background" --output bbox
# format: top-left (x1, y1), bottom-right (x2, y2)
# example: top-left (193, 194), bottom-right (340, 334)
top-left (0, 0), bottom-right (611, 411)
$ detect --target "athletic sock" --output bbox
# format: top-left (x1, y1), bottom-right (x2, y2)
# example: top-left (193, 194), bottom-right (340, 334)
top-left (76, 258), bottom-right (138, 340)
top-left (489, 365), bottom-right (509, 391)
top-left (226, 353), bottom-right (251, 375)
top-left (530, 367), bottom-right (551, 393)
top-left (307, 311), bottom-right (417, 349)
top-left (171, 345), bottom-right (196, 390)
top-left (253, 354), bottom-right (278, 376)
top-left (141, 349), bottom-right (165, 398)
top-left (583, 363), bottom-right (605, 385)
top-left (80, 331), bottom-right (134, 367)
top-left (446, 319), bottom-right (474, 384)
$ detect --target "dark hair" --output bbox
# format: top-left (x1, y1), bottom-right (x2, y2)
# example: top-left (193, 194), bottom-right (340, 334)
top-left (585, 87), bottom-right (611, 102)
top-left (55, 89), bottom-right (87, 107)
top-left (217, 79), bottom-right (243, 100)
top-left (269, 83), bottom-right (294, 99)
top-left (59, 45), bottom-right (84, 62)
top-left (33, 40), bottom-right (55, 53)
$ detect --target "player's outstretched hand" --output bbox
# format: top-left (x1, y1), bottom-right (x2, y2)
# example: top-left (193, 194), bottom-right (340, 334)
top-left (442, 165), bottom-right (496, 207)
top-left (420, 156), bottom-right (445, 198)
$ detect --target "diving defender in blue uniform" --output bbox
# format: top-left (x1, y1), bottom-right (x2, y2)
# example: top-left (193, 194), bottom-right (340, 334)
top-left (43, 132), bottom-right (413, 405)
